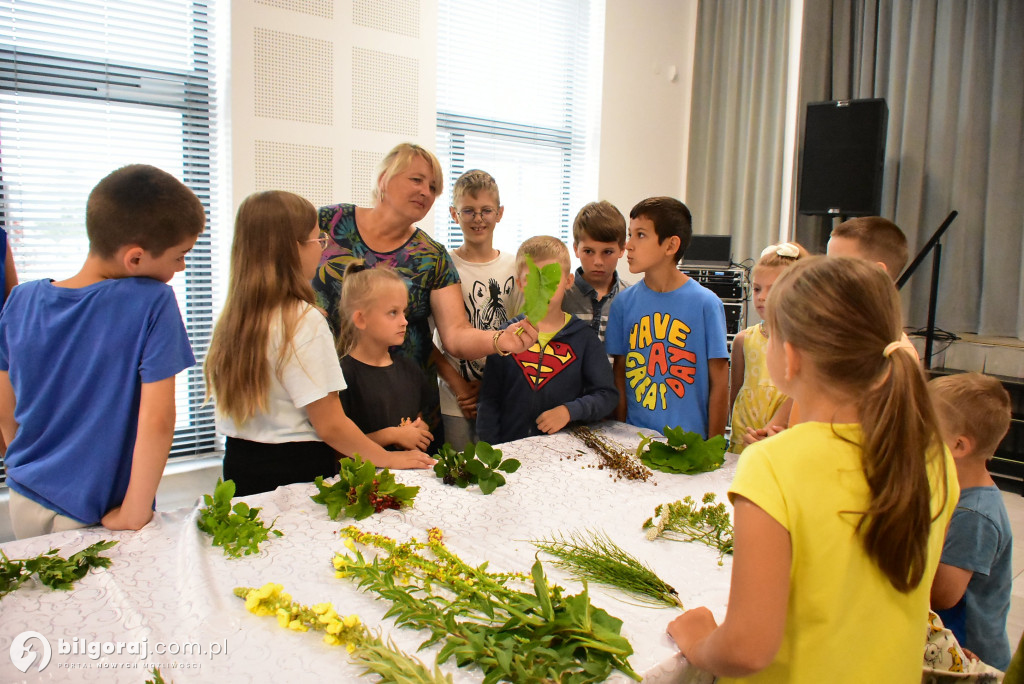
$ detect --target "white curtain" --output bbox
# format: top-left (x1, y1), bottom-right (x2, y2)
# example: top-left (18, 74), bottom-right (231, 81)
top-left (829, 0), bottom-right (1024, 339)
top-left (686, 0), bottom-right (792, 266)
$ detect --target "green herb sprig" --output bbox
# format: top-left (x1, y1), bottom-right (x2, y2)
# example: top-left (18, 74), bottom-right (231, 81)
top-left (636, 426), bottom-right (727, 474)
top-left (533, 530), bottom-right (682, 609)
top-left (145, 668), bottom-right (170, 684)
top-left (521, 254), bottom-right (563, 325)
top-left (0, 540), bottom-right (118, 599)
top-left (311, 455), bottom-right (419, 520)
top-left (643, 493), bottom-right (734, 563)
top-left (432, 441), bottom-right (520, 494)
top-left (196, 479), bottom-right (282, 558)
top-left (335, 527), bottom-right (639, 683)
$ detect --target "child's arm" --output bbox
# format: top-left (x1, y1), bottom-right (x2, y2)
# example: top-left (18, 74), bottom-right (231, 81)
top-left (0, 370), bottom-right (17, 446)
top-left (728, 331), bottom-right (746, 408)
top-left (707, 358), bottom-right (729, 438)
top-left (931, 562), bottom-right (973, 610)
top-left (612, 355), bottom-right (627, 422)
top-left (668, 496), bottom-right (791, 675)
top-left (305, 393), bottom-right (435, 469)
top-left (366, 417), bottom-right (432, 451)
top-left (101, 376), bottom-right (176, 531)
top-left (432, 345), bottom-right (479, 419)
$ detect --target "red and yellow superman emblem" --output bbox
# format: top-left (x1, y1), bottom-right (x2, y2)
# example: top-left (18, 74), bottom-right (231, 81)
top-left (514, 340), bottom-right (577, 391)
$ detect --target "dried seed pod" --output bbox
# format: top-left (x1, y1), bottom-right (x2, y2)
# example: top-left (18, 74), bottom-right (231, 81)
top-left (570, 426), bottom-right (653, 482)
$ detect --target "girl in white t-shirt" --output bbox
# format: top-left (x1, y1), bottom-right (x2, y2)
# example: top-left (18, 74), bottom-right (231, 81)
top-left (205, 191), bottom-right (434, 496)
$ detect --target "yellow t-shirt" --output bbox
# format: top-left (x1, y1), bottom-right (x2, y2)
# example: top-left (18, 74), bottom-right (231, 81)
top-left (724, 422), bottom-right (958, 684)
top-left (729, 323), bottom-right (786, 453)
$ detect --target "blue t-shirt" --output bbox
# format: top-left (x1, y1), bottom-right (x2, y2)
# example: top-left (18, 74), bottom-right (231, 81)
top-left (0, 278), bottom-right (195, 524)
top-left (606, 277), bottom-right (728, 437)
top-left (936, 485), bottom-right (1012, 670)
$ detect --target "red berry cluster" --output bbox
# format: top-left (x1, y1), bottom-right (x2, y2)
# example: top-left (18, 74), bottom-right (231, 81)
top-left (347, 480), bottom-right (402, 513)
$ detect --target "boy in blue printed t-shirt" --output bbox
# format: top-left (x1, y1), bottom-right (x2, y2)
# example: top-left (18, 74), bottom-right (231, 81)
top-left (929, 372), bottom-right (1013, 671)
top-left (0, 164), bottom-right (204, 539)
top-left (606, 197), bottom-right (729, 438)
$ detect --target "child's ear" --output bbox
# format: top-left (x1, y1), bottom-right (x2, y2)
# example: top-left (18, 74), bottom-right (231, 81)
top-left (351, 310), bottom-right (368, 331)
top-left (948, 433), bottom-right (974, 460)
top-left (449, 206), bottom-right (458, 223)
top-left (663, 235), bottom-right (681, 258)
top-left (495, 206), bottom-right (504, 222)
top-left (572, 242), bottom-right (581, 258)
top-left (121, 246), bottom-right (146, 273)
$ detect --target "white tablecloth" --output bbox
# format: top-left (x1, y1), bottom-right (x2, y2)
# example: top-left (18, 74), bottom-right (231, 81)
top-left (0, 422), bottom-right (736, 683)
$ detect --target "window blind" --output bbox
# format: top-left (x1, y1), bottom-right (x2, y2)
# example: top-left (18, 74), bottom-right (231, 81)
top-left (435, 0), bottom-right (602, 255)
top-left (0, 0), bottom-right (219, 484)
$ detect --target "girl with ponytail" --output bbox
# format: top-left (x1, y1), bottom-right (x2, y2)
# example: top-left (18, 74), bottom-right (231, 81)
top-left (668, 256), bottom-right (957, 682)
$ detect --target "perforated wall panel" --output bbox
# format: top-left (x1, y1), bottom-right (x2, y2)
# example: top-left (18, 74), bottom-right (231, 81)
top-left (351, 47), bottom-right (419, 135)
top-left (254, 28), bottom-right (333, 125)
top-left (255, 0), bottom-right (333, 19)
top-left (351, 150), bottom-right (380, 205)
top-left (352, 0), bottom-right (419, 37)
top-left (254, 140), bottom-right (334, 207)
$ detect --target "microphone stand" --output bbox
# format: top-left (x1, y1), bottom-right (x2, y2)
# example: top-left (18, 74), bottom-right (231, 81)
top-left (895, 210), bottom-right (958, 370)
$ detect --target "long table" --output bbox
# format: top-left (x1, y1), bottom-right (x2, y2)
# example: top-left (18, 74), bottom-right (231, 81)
top-left (0, 422), bottom-right (736, 683)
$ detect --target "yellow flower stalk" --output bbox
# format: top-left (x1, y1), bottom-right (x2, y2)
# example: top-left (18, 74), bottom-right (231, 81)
top-left (233, 583), bottom-right (449, 683)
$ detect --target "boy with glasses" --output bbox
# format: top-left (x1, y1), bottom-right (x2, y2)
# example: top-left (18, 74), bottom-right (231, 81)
top-left (433, 169), bottom-right (522, 450)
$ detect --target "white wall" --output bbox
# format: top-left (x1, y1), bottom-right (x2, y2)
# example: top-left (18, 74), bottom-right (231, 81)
top-left (229, 0), bottom-right (438, 233)
top-left (597, 0), bottom-right (699, 216)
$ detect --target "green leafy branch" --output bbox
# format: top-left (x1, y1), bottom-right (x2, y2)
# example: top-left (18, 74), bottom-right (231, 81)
top-left (433, 441), bottom-right (520, 494)
top-left (334, 527), bottom-right (640, 683)
top-left (522, 254), bottom-right (563, 325)
top-left (643, 493), bottom-right (734, 563)
top-left (533, 530), bottom-right (683, 609)
top-left (311, 454), bottom-right (419, 521)
top-left (0, 540), bottom-right (118, 599)
top-left (636, 426), bottom-right (727, 475)
top-left (196, 479), bottom-right (282, 558)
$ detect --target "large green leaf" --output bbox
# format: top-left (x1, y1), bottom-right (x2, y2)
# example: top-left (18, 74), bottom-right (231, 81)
top-left (521, 254), bottom-right (563, 325)
top-left (637, 427), bottom-right (726, 474)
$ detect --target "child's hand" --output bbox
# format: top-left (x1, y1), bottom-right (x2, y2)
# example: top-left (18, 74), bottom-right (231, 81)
top-left (379, 450), bottom-right (437, 470)
top-left (536, 406), bottom-right (570, 434)
top-left (101, 505), bottom-right (154, 532)
top-left (456, 380), bottom-right (480, 419)
top-left (394, 417), bottom-right (433, 451)
top-left (667, 606), bottom-right (718, 656)
top-left (743, 425), bottom-right (784, 446)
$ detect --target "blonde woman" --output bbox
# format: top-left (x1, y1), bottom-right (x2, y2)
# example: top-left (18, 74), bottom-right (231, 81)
top-left (314, 143), bottom-right (537, 444)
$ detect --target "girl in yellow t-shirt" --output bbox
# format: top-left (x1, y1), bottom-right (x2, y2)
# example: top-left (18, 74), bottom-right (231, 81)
top-left (728, 242), bottom-right (808, 453)
top-left (668, 256), bottom-right (957, 683)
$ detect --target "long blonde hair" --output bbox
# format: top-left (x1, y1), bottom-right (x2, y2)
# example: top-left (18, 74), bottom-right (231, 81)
top-left (765, 256), bottom-right (947, 593)
top-left (336, 262), bottom-right (408, 357)
top-left (204, 191), bottom-right (318, 424)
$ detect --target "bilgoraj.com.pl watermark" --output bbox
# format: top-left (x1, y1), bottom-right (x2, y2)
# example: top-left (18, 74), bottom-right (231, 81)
top-left (9, 630), bottom-right (227, 673)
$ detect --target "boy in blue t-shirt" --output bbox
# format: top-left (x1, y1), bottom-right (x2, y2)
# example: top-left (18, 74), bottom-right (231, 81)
top-left (606, 197), bottom-right (729, 438)
top-left (928, 372), bottom-right (1013, 671)
top-left (0, 164), bottom-right (204, 538)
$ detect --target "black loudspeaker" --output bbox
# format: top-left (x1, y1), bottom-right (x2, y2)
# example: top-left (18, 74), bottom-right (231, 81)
top-left (798, 99), bottom-right (888, 216)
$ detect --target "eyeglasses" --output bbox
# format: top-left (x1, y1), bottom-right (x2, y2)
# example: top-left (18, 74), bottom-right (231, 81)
top-left (455, 208), bottom-right (497, 222)
top-left (304, 231), bottom-right (329, 250)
